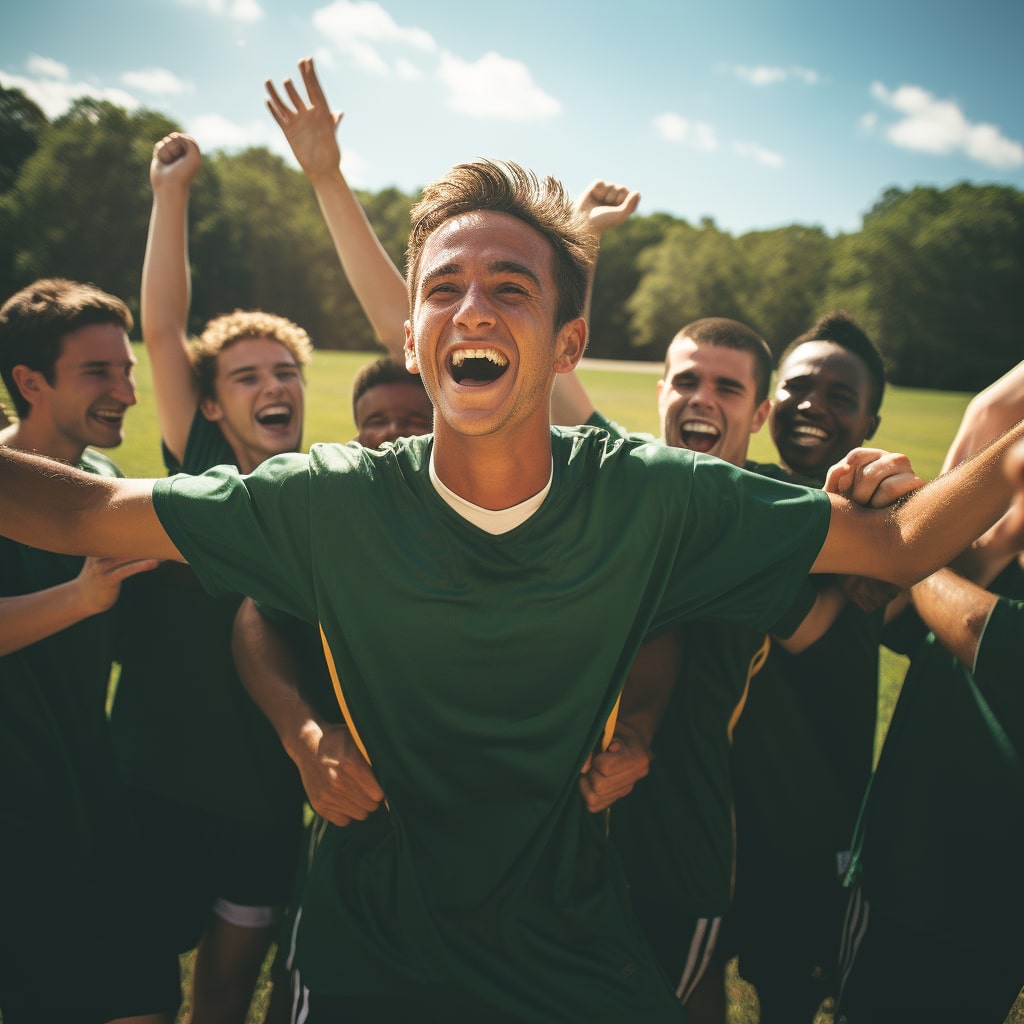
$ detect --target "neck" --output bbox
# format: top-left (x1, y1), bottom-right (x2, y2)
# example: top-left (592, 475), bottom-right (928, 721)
top-left (432, 420), bottom-right (553, 511)
top-left (1, 419), bottom-right (86, 466)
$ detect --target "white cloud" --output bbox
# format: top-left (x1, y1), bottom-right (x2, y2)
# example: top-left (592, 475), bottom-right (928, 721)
top-left (732, 141), bottom-right (783, 167)
top-left (869, 81), bottom-right (1024, 169)
top-left (653, 112), bottom-right (718, 151)
top-left (187, 112), bottom-right (274, 151)
top-left (395, 58), bottom-right (421, 80)
top-left (0, 67), bottom-right (138, 118)
top-left (26, 55), bottom-right (69, 80)
top-left (438, 51), bottom-right (560, 120)
top-left (729, 64), bottom-right (819, 87)
top-left (314, 0), bottom-right (435, 75)
top-left (859, 111), bottom-right (878, 132)
top-left (121, 67), bottom-right (191, 96)
top-left (177, 0), bottom-right (263, 21)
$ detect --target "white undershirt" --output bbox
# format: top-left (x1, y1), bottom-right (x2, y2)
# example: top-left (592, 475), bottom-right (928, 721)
top-left (429, 453), bottom-right (552, 535)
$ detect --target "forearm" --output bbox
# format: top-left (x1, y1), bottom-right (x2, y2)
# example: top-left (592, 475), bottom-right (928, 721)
top-left (816, 421), bottom-right (1024, 585)
top-left (308, 167), bottom-right (408, 361)
top-left (232, 598), bottom-right (325, 760)
top-left (617, 631), bottom-right (680, 747)
top-left (911, 569), bottom-right (997, 670)
top-left (0, 583), bottom-right (104, 657)
top-left (0, 448), bottom-right (176, 561)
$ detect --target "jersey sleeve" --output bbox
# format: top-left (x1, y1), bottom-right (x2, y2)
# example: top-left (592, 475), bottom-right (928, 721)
top-left (152, 452), bottom-right (318, 622)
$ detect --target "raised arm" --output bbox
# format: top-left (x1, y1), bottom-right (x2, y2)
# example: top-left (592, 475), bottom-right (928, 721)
top-left (943, 360), bottom-right (1024, 472)
top-left (814, 423), bottom-right (1024, 586)
top-left (232, 598), bottom-right (384, 825)
top-left (266, 57), bottom-right (407, 363)
top-left (0, 447), bottom-right (179, 562)
top-left (142, 132), bottom-right (204, 464)
top-left (551, 180), bottom-right (640, 427)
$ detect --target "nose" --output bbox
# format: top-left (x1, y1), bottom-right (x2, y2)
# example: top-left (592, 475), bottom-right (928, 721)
top-left (113, 373), bottom-right (137, 407)
top-left (454, 281), bottom-right (496, 330)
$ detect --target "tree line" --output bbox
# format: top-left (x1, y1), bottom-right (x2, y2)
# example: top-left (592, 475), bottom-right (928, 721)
top-left (3, 85), bottom-right (1022, 391)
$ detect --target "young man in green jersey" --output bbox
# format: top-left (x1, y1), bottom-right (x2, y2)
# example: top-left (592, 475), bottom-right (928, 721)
top-left (836, 369), bottom-right (1024, 1024)
top-left (0, 145), bottom-right (1022, 1023)
top-left (0, 278), bottom-right (180, 1024)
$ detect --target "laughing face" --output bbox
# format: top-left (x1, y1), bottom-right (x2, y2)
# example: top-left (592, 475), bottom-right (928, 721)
top-left (30, 322), bottom-right (137, 462)
top-left (201, 336), bottom-right (305, 473)
top-left (657, 335), bottom-right (769, 468)
top-left (770, 340), bottom-right (879, 481)
top-left (404, 210), bottom-right (584, 445)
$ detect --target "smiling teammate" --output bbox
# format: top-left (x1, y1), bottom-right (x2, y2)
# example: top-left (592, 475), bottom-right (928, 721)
top-left (0, 279), bottom-right (179, 1024)
top-left (108, 133), bottom-right (313, 1024)
top-left (0, 152), bottom-right (1022, 1022)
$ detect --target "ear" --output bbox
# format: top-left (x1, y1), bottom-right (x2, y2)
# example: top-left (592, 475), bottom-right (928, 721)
top-left (200, 395), bottom-right (224, 423)
top-left (749, 397), bottom-right (772, 434)
top-left (553, 317), bottom-right (587, 374)
top-left (404, 321), bottom-right (420, 375)
top-left (10, 365), bottom-right (46, 408)
top-left (863, 414), bottom-right (880, 442)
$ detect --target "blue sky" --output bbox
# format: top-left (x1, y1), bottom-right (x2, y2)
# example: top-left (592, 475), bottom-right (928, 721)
top-left (4, 0), bottom-right (1023, 235)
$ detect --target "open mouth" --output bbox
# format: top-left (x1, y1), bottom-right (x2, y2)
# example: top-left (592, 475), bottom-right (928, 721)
top-left (788, 423), bottom-right (828, 446)
top-left (91, 409), bottom-right (126, 426)
top-left (679, 419), bottom-right (720, 454)
top-left (450, 348), bottom-right (509, 386)
top-left (256, 404), bottom-right (293, 427)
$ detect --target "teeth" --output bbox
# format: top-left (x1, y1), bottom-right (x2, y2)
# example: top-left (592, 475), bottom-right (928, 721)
top-left (451, 348), bottom-right (508, 367)
top-left (259, 405), bottom-right (290, 417)
top-left (681, 420), bottom-right (718, 436)
top-left (793, 424), bottom-right (827, 440)
top-left (93, 410), bottom-right (123, 421)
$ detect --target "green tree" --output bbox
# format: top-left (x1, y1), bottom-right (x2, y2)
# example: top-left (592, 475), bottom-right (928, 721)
top-left (0, 87), bottom-right (48, 194)
top-left (7, 98), bottom-right (178, 319)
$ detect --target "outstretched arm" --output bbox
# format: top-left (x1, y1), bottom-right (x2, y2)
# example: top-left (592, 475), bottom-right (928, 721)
top-left (232, 598), bottom-right (385, 825)
top-left (0, 556), bottom-right (157, 657)
top-left (266, 57), bottom-right (407, 363)
top-left (943, 360), bottom-right (1024, 472)
top-left (814, 424), bottom-right (1024, 586)
top-left (551, 180), bottom-right (640, 427)
top-left (0, 447), bottom-right (179, 562)
top-left (142, 132), bottom-right (204, 464)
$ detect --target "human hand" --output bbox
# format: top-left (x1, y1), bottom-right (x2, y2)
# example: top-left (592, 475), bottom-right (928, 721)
top-left (839, 574), bottom-right (903, 614)
top-left (578, 722), bottom-right (651, 814)
top-left (150, 132), bottom-right (201, 191)
top-left (824, 448), bottom-right (924, 508)
top-left (74, 555), bottom-right (159, 616)
top-left (293, 720), bottom-right (385, 826)
top-left (575, 179), bottom-right (640, 238)
top-left (265, 56), bottom-right (343, 183)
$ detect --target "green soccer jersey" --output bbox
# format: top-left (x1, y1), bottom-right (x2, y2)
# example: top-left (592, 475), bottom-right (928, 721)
top-left (846, 562), bottom-right (1024, 948)
top-left (0, 449), bottom-right (128, 872)
top-left (152, 426), bottom-right (830, 1021)
top-left (111, 412), bottom-right (303, 823)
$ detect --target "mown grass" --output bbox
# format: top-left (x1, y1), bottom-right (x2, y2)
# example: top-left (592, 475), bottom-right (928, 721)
top-left (6, 351), bottom-right (1019, 1022)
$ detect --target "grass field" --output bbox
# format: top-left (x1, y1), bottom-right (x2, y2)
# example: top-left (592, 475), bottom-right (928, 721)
top-left (6, 349), bottom-right (1019, 1022)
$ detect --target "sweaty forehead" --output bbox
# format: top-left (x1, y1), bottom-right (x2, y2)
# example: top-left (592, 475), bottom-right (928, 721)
top-left (779, 340), bottom-right (868, 386)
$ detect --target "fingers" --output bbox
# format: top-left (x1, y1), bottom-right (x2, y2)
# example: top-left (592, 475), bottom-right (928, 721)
top-left (110, 557), bottom-right (160, 581)
top-left (283, 77), bottom-right (306, 112)
top-left (824, 448), bottom-right (923, 507)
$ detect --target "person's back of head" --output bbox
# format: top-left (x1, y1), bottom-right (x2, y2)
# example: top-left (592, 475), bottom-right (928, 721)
top-left (0, 278), bottom-right (132, 419)
top-left (405, 159), bottom-right (597, 331)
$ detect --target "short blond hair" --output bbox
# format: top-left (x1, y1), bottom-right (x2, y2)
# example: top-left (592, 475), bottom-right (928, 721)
top-left (192, 310), bottom-right (313, 399)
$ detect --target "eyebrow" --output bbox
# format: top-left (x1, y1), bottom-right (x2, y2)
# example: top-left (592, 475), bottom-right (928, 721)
top-left (420, 260), bottom-right (542, 291)
top-left (78, 357), bottom-right (135, 371)
top-left (224, 361), bottom-right (299, 378)
top-left (674, 370), bottom-right (748, 390)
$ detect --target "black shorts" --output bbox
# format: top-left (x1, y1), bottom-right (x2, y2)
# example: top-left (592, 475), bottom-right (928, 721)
top-left (128, 786), bottom-right (303, 951)
top-left (0, 854), bottom-right (181, 1024)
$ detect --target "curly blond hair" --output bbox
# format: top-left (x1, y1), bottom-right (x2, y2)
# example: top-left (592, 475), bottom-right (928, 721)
top-left (192, 310), bottom-right (313, 400)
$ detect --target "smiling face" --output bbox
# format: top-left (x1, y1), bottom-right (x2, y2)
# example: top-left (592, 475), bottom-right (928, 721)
top-left (24, 322), bottom-right (138, 462)
top-left (200, 336), bottom-right (305, 473)
top-left (404, 210), bottom-right (585, 445)
top-left (770, 340), bottom-right (880, 480)
top-left (355, 379), bottom-right (434, 449)
top-left (657, 335), bottom-right (770, 468)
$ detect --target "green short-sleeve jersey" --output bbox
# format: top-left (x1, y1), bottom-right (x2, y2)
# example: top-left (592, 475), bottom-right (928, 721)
top-left (152, 427), bottom-right (830, 1020)
top-left (846, 563), bottom-right (1024, 947)
top-left (0, 449), bottom-right (128, 872)
top-left (111, 411), bottom-right (303, 823)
